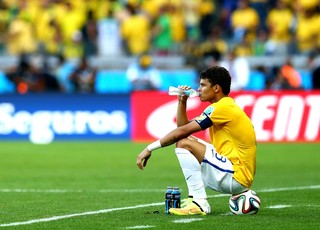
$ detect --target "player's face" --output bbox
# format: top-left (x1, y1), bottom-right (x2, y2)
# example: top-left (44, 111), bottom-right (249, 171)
top-left (198, 79), bottom-right (215, 102)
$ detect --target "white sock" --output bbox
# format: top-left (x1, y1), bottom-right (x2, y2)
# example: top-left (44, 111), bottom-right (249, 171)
top-left (175, 148), bottom-right (207, 199)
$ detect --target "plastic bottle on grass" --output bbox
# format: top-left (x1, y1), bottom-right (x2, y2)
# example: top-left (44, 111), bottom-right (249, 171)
top-left (165, 186), bottom-right (173, 214)
top-left (172, 187), bottom-right (181, 208)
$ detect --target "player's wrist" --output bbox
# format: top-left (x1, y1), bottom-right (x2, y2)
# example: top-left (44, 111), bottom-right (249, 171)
top-left (178, 98), bottom-right (187, 104)
top-left (147, 140), bottom-right (162, 151)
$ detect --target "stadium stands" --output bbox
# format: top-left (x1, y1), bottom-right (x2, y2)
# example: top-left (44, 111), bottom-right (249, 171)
top-left (245, 71), bottom-right (265, 91)
top-left (95, 70), bottom-right (132, 94)
top-left (0, 67), bottom-right (314, 94)
top-left (0, 71), bottom-right (15, 93)
top-left (299, 69), bottom-right (312, 90)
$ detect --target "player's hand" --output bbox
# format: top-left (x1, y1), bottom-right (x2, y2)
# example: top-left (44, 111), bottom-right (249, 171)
top-left (136, 148), bottom-right (152, 170)
top-left (178, 85), bottom-right (191, 102)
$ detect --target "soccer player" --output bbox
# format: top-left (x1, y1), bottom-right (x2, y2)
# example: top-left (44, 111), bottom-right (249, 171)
top-left (136, 66), bottom-right (257, 215)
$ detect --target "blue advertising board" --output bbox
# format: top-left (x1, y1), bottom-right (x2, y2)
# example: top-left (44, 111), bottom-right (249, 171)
top-left (0, 94), bottom-right (130, 143)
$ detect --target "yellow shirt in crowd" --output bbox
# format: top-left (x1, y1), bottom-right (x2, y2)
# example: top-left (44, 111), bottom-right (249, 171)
top-left (121, 14), bottom-right (150, 55)
top-left (267, 7), bottom-right (293, 43)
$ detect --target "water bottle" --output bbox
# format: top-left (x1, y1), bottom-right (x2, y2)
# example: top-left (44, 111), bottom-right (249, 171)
top-left (165, 186), bottom-right (173, 214)
top-left (168, 86), bottom-right (198, 98)
top-left (171, 187), bottom-right (181, 208)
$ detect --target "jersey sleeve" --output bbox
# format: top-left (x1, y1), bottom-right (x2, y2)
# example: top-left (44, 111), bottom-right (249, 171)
top-left (194, 105), bottom-right (214, 130)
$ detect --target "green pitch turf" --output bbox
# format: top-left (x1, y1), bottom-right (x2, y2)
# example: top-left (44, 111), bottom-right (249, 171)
top-left (0, 141), bottom-right (319, 230)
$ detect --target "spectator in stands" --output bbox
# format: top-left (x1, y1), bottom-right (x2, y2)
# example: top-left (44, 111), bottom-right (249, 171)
top-left (194, 26), bottom-right (227, 70)
top-left (308, 52), bottom-right (320, 89)
top-left (195, 27), bottom-right (224, 76)
top-left (97, 8), bottom-right (122, 56)
top-left (6, 54), bottom-right (60, 94)
top-left (34, 0), bottom-right (62, 56)
top-left (55, 54), bottom-right (76, 93)
top-left (198, 26), bottom-right (228, 59)
top-left (268, 66), bottom-right (291, 90)
top-left (81, 10), bottom-right (98, 57)
top-left (294, 6), bottom-right (320, 55)
top-left (265, 0), bottom-right (293, 55)
top-left (126, 54), bottom-right (161, 91)
top-left (1, 0), bottom-right (318, 62)
top-left (233, 37), bottom-right (254, 56)
top-left (5, 7), bottom-right (37, 55)
top-left (59, 1), bottom-right (86, 58)
top-left (252, 29), bottom-right (268, 56)
top-left (168, 3), bottom-right (186, 55)
top-left (183, 0), bottom-right (201, 43)
top-left (220, 49), bottom-right (250, 91)
top-left (312, 65), bottom-right (320, 89)
top-left (120, 3), bottom-right (151, 56)
top-left (219, 0), bottom-right (238, 37)
top-left (295, 0), bottom-right (319, 10)
top-left (230, 0), bottom-right (260, 45)
top-left (151, 3), bottom-right (173, 56)
top-left (69, 56), bottom-right (96, 93)
top-left (198, 0), bottom-right (216, 41)
top-left (0, 1), bottom-right (10, 54)
top-left (249, 0), bottom-right (269, 31)
top-left (280, 58), bottom-right (302, 89)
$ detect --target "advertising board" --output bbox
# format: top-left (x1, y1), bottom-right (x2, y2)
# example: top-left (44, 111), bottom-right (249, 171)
top-left (131, 91), bottom-right (320, 142)
top-left (0, 94), bottom-right (130, 143)
top-left (1, 91), bottom-right (319, 143)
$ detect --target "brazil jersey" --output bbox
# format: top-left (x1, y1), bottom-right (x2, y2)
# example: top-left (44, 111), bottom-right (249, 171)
top-left (195, 97), bottom-right (256, 188)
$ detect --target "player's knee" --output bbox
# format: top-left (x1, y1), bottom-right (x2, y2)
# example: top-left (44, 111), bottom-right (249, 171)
top-left (176, 138), bottom-right (192, 149)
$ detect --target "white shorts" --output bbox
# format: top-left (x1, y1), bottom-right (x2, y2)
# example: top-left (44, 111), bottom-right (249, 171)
top-left (200, 142), bottom-right (247, 194)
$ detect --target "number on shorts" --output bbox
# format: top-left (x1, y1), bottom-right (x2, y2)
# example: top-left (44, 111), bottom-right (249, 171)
top-left (215, 152), bottom-right (227, 163)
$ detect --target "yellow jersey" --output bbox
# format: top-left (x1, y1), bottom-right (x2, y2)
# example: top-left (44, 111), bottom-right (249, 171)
top-left (195, 97), bottom-right (256, 188)
top-left (121, 14), bottom-right (150, 55)
top-left (267, 8), bottom-right (293, 42)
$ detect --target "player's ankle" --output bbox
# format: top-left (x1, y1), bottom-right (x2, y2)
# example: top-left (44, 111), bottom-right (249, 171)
top-left (193, 198), bottom-right (211, 213)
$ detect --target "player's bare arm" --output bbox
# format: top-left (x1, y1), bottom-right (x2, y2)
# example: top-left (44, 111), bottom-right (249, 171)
top-left (176, 85), bottom-right (194, 127)
top-left (136, 121), bottom-right (202, 170)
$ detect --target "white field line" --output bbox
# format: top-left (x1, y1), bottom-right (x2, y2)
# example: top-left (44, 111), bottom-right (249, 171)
top-left (208, 185), bottom-right (320, 199)
top-left (0, 203), bottom-right (162, 227)
top-left (1, 185), bottom-right (319, 194)
top-left (173, 218), bottom-right (203, 223)
top-left (0, 189), bottom-right (165, 193)
top-left (0, 184), bottom-right (319, 227)
top-left (257, 184), bottom-right (320, 192)
top-left (125, 226), bottom-right (155, 229)
top-left (267, 205), bottom-right (292, 209)
top-left (0, 189), bottom-right (82, 193)
top-left (266, 204), bottom-right (320, 209)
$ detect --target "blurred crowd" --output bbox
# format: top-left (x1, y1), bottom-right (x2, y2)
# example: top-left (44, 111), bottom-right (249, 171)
top-left (0, 0), bottom-right (320, 58)
top-left (0, 0), bottom-right (320, 93)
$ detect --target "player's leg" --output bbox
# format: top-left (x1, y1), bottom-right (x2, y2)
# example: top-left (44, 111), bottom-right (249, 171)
top-left (201, 145), bottom-right (248, 195)
top-left (170, 137), bottom-right (210, 215)
top-left (178, 135), bottom-right (207, 163)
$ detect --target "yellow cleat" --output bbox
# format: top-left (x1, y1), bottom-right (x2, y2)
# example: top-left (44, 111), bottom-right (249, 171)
top-left (181, 197), bottom-right (193, 208)
top-left (169, 201), bottom-right (207, 216)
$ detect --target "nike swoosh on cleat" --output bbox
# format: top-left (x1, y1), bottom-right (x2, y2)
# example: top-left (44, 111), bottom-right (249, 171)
top-left (186, 175), bottom-right (192, 180)
top-left (188, 209), bottom-right (206, 215)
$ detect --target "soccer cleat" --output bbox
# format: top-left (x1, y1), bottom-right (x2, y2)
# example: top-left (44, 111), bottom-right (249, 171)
top-left (181, 197), bottom-right (193, 208)
top-left (169, 201), bottom-right (207, 216)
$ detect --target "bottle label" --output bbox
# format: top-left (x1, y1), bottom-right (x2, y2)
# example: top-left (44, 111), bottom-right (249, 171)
top-left (172, 188), bottom-right (181, 209)
top-left (165, 188), bottom-right (173, 214)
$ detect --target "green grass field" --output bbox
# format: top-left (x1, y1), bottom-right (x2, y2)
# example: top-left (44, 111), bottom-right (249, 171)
top-left (0, 141), bottom-right (319, 230)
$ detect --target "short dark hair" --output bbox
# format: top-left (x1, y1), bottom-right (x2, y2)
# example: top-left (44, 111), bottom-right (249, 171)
top-left (199, 66), bottom-right (231, 95)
